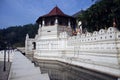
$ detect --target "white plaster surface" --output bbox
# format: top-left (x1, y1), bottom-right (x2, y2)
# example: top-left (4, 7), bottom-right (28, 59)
top-left (25, 21), bottom-right (120, 78)
top-left (8, 51), bottom-right (50, 80)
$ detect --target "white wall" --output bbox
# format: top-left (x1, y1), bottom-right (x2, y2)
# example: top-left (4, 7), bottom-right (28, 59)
top-left (33, 27), bottom-right (120, 77)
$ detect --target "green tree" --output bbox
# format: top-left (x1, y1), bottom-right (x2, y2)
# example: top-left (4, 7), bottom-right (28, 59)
top-left (77, 0), bottom-right (120, 32)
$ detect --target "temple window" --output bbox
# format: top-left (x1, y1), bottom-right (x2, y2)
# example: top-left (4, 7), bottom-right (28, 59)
top-left (51, 21), bottom-right (54, 25)
top-left (118, 35), bottom-right (120, 38)
top-left (32, 42), bottom-right (36, 50)
top-left (110, 35), bottom-right (112, 38)
top-left (110, 28), bottom-right (112, 31)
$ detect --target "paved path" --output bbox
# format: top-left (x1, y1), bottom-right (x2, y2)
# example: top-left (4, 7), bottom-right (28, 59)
top-left (8, 51), bottom-right (50, 80)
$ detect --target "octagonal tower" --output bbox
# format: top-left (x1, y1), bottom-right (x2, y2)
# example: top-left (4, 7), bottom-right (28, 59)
top-left (36, 6), bottom-right (76, 39)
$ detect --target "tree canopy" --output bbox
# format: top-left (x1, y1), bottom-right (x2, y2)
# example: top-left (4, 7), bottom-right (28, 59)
top-left (0, 24), bottom-right (39, 48)
top-left (77, 0), bottom-right (120, 32)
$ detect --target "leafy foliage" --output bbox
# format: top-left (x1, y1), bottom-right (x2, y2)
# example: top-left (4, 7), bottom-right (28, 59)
top-left (77, 0), bottom-right (120, 32)
top-left (0, 24), bottom-right (39, 48)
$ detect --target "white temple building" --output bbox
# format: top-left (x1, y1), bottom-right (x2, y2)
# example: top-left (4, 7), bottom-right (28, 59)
top-left (25, 6), bottom-right (120, 79)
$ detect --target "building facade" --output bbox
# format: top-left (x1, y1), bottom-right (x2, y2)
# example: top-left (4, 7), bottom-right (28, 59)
top-left (25, 6), bottom-right (120, 78)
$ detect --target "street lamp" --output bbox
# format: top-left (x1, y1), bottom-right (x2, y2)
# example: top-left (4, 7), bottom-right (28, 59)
top-left (3, 41), bottom-right (7, 71)
top-left (7, 43), bottom-right (11, 62)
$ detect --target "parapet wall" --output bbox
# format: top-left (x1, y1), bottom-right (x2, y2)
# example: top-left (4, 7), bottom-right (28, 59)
top-left (68, 27), bottom-right (120, 43)
top-left (67, 27), bottom-right (120, 53)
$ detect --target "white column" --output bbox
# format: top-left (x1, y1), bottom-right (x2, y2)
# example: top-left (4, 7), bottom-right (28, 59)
top-left (26, 34), bottom-right (29, 39)
top-left (80, 25), bottom-right (82, 34)
top-left (42, 19), bottom-right (45, 26)
top-left (55, 17), bottom-right (58, 25)
top-left (38, 24), bottom-right (41, 35)
top-left (25, 34), bottom-right (29, 54)
top-left (68, 19), bottom-right (71, 27)
top-left (78, 21), bottom-right (82, 34)
top-left (39, 24), bottom-right (41, 27)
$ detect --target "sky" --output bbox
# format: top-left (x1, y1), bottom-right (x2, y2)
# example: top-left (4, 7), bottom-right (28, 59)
top-left (0, 0), bottom-right (96, 28)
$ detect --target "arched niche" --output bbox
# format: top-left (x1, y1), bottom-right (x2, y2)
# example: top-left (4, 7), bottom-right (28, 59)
top-left (93, 31), bottom-right (98, 36)
top-left (107, 27), bottom-right (117, 33)
top-left (99, 29), bottom-right (106, 34)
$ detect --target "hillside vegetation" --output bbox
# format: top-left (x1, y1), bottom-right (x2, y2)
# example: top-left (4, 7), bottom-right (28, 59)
top-left (77, 0), bottom-right (120, 32)
top-left (0, 24), bottom-right (38, 49)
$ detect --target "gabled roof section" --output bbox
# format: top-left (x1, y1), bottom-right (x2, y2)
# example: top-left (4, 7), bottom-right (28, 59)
top-left (36, 6), bottom-right (76, 23)
top-left (42, 6), bottom-right (70, 17)
top-left (47, 6), bottom-right (65, 16)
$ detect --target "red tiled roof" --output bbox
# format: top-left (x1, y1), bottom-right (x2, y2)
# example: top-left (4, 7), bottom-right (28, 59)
top-left (42, 6), bottom-right (69, 17)
top-left (36, 6), bottom-right (76, 23)
top-left (48, 6), bottom-right (64, 16)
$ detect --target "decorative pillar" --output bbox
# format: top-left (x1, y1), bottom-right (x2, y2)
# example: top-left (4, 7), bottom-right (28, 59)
top-left (55, 17), bottom-right (58, 25)
top-left (80, 25), bottom-right (82, 34)
top-left (42, 19), bottom-right (45, 26)
top-left (68, 19), bottom-right (71, 27)
top-left (38, 24), bottom-right (41, 35)
top-left (78, 21), bottom-right (82, 34)
top-left (25, 34), bottom-right (29, 54)
top-left (39, 24), bottom-right (41, 28)
top-left (26, 34), bottom-right (29, 40)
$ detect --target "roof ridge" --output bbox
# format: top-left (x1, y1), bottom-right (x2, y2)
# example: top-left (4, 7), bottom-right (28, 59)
top-left (48, 6), bottom-right (64, 16)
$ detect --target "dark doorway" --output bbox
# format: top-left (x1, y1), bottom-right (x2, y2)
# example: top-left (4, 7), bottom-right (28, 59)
top-left (32, 42), bottom-right (36, 50)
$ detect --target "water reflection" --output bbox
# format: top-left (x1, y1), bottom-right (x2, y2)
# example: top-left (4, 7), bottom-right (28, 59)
top-left (34, 59), bottom-right (117, 80)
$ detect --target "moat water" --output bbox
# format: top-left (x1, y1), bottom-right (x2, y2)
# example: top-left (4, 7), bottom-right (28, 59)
top-left (34, 59), bottom-right (117, 80)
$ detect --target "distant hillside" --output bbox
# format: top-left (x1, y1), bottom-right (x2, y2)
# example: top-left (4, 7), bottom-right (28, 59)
top-left (72, 10), bottom-right (84, 18)
top-left (76, 0), bottom-right (120, 32)
top-left (0, 24), bottom-right (39, 48)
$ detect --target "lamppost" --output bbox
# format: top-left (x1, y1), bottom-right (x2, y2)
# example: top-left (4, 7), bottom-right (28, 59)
top-left (3, 41), bottom-right (7, 71)
top-left (7, 43), bottom-right (10, 62)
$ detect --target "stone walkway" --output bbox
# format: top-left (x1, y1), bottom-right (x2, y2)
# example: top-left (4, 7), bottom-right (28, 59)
top-left (8, 51), bottom-right (50, 80)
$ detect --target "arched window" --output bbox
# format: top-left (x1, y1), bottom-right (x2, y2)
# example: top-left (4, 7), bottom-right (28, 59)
top-left (118, 35), bottom-right (120, 38)
top-left (110, 35), bottom-right (112, 38)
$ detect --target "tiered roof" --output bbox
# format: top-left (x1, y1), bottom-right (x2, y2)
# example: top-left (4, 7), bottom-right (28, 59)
top-left (36, 6), bottom-right (75, 23)
top-left (43, 6), bottom-right (65, 16)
